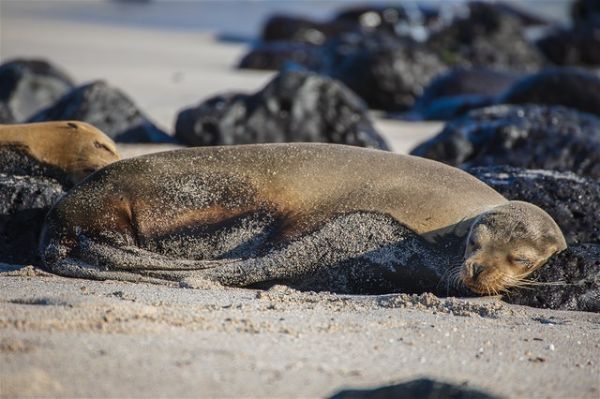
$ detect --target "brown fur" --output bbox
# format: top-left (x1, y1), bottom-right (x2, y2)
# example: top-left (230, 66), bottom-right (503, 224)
top-left (0, 121), bottom-right (120, 184)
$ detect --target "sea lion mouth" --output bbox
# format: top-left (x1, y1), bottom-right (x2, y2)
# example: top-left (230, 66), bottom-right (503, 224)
top-left (460, 263), bottom-right (508, 295)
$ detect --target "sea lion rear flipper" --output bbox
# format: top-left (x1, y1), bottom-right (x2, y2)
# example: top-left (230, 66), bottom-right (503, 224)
top-left (43, 235), bottom-right (233, 284)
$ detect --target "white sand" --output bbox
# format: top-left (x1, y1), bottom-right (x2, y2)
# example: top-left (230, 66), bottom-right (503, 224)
top-left (0, 3), bottom-right (598, 399)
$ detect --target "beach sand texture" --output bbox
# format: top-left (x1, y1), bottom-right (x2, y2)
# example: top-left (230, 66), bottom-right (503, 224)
top-left (1, 2), bottom-right (598, 398)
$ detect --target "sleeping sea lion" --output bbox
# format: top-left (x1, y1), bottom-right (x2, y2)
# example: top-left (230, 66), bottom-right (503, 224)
top-left (39, 144), bottom-right (566, 295)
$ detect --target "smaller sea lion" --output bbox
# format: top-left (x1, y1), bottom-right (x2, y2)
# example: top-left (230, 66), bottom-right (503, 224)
top-left (0, 121), bottom-right (120, 186)
top-left (40, 144), bottom-right (566, 295)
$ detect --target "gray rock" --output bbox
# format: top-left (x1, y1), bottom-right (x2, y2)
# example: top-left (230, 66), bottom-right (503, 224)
top-left (0, 59), bottom-right (74, 122)
top-left (28, 80), bottom-right (176, 143)
top-left (411, 105), bottom-right (600, 180)
top-left (175, 71), bottom-right (388, 149)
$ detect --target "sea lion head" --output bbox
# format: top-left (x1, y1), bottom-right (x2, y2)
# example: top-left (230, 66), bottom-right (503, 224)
top-left (461, 201), bottom-right (567, 295)
top-left (59, 121), bottom-right (120, 183)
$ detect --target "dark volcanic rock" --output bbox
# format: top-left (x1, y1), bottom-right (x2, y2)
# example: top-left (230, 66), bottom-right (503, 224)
top-left (238, 42), bottom-right (323, 71)
top-left (0, 102), bottom-right (15, 123)
top-left (572, 0), bottom-right (600, 27)
top-left (0, 174), bottom-right (65, 265)
top-left (333, 4), bottom-right (441, 37)
top-left (0, 145), bottom-right (74, 188)
top-left (260, 15), bottom-right (352, 45)
top-left (499, 68), bottom-right (600, 117)
top-left (468, 167), bottom-right (600, 245)
top-left (411, 105), bottom-right (600, 180)
top-left (329, 378), bottom-right (500, 399)
top-left (0, 59), bottom-right (74, 122)
top-left (28, 80), bottom-right (175, 143)
top-left (536, 25), bottom-right (600, 67)
top-left (175, 71), bottom-right (388, 149)
top-left (412, 68), bottom-right (520, 120)
top-left (426, 1), bottom-right (545, 71)
top-left (505, 244), bottom-right (600, 312)
top-left (322, 34), bottom-right (446, 111)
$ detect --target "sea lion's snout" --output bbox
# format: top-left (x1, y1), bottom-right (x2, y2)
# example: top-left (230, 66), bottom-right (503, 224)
top-left (461, 257), bottom-right (502, 295)
top-left (468, 263), bottom-right (485, 279)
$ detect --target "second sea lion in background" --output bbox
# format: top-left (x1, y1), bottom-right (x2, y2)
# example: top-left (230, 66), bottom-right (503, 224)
top-left (0, 121), bottom-right (120, 187)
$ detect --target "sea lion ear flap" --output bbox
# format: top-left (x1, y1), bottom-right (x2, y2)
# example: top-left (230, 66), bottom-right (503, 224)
top-left (66, 122), bottom-right (79, 130)
top-left (542, 227), bottom-right (567, 252)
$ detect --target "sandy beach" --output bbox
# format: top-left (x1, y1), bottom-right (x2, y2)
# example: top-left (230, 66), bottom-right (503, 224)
top-left (0, 2), bottom-right (598, 398)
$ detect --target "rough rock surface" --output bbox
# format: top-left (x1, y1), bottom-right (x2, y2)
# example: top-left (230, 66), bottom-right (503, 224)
top-left (536, 25), bottom-right (600, 67)
top-left (468, 166), bottom-right (600, 245)
top-left (412, 68), bottom-right (520, 120)
top-left (333, 4), bottom-right (441, 37)
top-left (0, 174), bottom-right (65, 265)
top-left (0, 59), bottom-right (74, 122)
top-left (0, 102), bottom-right (15, 123)
top-left (411, 105), bottom-right (600, 180)
top-left (499, 68), bottom-right (600, 117)
top-left (28, 80), bottom-right (175, 143)
top-left (329, 378), bottom-right (500, 399)
top-left (505, 244), bottom-right (600, 313)
top-left (426, 1), bottom-right (545, 71)
top-left (572, 0), bottom-right (600, 26)
top-left (321, 34), bottom-right (446, 111)
top-left (0, 145), bottom-right (74, 188)
top-left (175, 71), bottom-right (388, 149)
top-left (260, 15), bottom-right (352, 45)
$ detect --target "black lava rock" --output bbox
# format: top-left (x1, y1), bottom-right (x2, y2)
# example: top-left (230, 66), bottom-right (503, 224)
top-left (0, 173), bottom-right (65, 265)
top-left (468, 166), bottom-right (600, 245)
top-left (504, 244), bottom-right (600, 312)
top-left (260, 15), bottom-right (352, 46)
top-left (322, 34), bottom-right (446, 111)
top-left (536, 25), bottom-right (600, 67)
top-left (329, 378), bottom-right (500, 399)
top-left (426, 1), bottom-right (545, 71)
top-left (412, 68), bottom-right (520, 120)
top-left (28, 80), bottom-right (176, 143)
top-left (175, 71), bottom-right (388, 149)
top-left (411, 105), bottom-right (600, 180)
top-left (0, 59), bottom-right (75, 122)
top-left (499, 68), bottom-right (600, 117)
top-left (238, 42), bottom-right (323, 71)
top-left (0, 102), bottom-right (15, 123)
top-left (333, 4), bottom-right (441, 37)
top-left (0, 144), bottom-right (74, 188)
top-left (572, 0), bottom-right (600, 27)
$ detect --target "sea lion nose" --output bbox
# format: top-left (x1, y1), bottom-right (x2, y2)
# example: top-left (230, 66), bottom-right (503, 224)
top-left (471, 264), bottom-right (485, 279)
